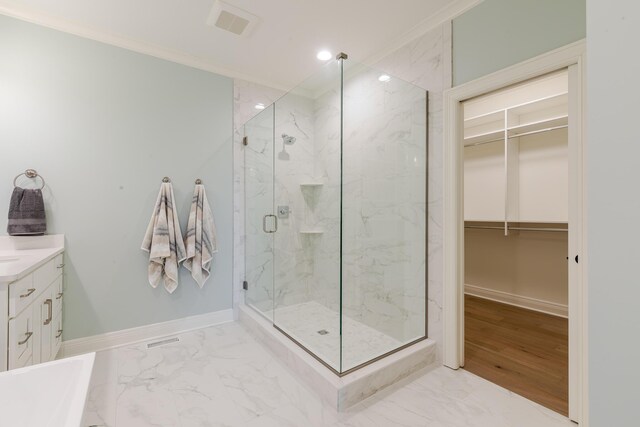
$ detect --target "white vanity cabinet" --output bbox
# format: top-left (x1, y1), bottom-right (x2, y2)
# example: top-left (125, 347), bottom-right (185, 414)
top-left (7, 254), bottom-right (64, 370)
top-left (0, 235), bottom-right (65, 372)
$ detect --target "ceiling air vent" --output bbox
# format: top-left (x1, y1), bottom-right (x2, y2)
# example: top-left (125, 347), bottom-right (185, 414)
top-left (207, 0), bottom-right (259, 37)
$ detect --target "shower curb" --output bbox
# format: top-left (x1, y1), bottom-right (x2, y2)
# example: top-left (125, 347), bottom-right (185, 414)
top-left (238, 304), bottom-right (437, 411)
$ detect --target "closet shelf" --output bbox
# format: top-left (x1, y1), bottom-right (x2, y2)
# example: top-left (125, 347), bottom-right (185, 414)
top-left (464, 110), bottom-right (504, 129)
top-left (464, 92), bottom-right (567, 124)
top-left (464, 90), bottom-right (569, 147)
top-left (508, 92), bottom-right (568, 117)
top-left (507, 115), bottom-right (568, 139)
top-left (464, 130), bottom-right (504, 147)
top-left (465, 115), bottom-right (568, 146)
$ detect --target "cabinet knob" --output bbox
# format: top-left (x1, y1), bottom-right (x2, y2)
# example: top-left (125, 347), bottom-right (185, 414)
top-left (56, 263), bottom-right (65, 269)
top-left (55, 329), bottom-right (63, 338)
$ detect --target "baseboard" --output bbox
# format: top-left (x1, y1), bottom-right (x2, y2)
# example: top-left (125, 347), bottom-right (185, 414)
top-left (61, 309), bottom-right (234, 357)
top-left (464, 284), bottom-right (568, 318)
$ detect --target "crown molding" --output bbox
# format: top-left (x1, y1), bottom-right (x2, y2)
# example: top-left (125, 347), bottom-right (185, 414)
top-left (0, 0), bottom-right (483, 94)
top-left (362, 0), bottom-right (483, 66)
top-left (0, 1), bottom-right (292, 92)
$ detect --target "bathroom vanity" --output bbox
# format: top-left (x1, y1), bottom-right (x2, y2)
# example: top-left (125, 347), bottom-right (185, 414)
top-left (0, 235), bottom-right (65, 371)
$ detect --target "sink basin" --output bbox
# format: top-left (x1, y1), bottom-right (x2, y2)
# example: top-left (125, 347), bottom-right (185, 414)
top-left (0, 257), bottom-right (20, 264)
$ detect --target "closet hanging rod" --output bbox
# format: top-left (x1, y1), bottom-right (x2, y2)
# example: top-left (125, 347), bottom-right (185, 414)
top-left (464, 124), bottom-right (568, 147)
top-left (465, 225), bottom-right (568, 232)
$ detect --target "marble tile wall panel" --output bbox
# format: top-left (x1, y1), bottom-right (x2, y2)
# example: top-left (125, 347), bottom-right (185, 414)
top-left (237, 82), bottom-right (320, 316)
top-left (272, 93), bottom-right (317, 309)
top-left (371, 22), bottom-right (452, 360)
top-left (308, 85), bottom-right (342, 313)
top-left (233, 80), bottom-right (284, 317)
top-left (243, 107), bottom-right (276, 313)
top-left (340, 67), bottom-right (428, 344)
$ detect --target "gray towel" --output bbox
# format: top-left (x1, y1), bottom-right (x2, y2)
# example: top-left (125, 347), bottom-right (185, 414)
top-left (7, 187), bottom-right (46, 235)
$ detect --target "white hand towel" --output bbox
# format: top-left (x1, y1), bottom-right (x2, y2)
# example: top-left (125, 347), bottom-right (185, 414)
top-left (183, 184), bottom-right (217, 288)
top-left (141, 182), bottom-right (187, 293)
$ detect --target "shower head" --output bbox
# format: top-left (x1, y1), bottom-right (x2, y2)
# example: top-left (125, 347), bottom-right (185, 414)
top-left (282, 134), bottom-right (296, 145)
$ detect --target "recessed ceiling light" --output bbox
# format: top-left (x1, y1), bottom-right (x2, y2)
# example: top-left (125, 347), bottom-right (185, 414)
top-left (317, 50), bottom-right (332, 61)
top-left (254, 103), bottom-right (265, 110)
top-left (378, 74), bottom-right (391, 82)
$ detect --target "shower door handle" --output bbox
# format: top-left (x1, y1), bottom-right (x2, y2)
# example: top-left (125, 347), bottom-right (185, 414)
top-left (263, 215), bottom-right (278, 233)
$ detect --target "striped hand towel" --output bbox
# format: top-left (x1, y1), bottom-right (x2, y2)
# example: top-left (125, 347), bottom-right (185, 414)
top-left (141, 182), bottom-right (186, 293)
top-left (183, 184), bottom-right (217, 288)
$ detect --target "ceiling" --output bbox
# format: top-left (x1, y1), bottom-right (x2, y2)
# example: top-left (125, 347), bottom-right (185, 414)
top-left (0, 0), bottom-right (477, 89)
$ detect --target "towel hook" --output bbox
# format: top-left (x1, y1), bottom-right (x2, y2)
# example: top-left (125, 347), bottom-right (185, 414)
top-left (195, 179), bottom-right (202, 185)
top-left (13, 169), bottom-right (45, 189)
top-left (162, 177), bottom-right (171, 183)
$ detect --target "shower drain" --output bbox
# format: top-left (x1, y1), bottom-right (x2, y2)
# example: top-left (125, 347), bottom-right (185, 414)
top-left (317, 329), bottom-right (329, 335)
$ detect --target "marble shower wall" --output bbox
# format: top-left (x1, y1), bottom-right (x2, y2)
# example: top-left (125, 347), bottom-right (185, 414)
top-left (308, 66), bottom-right (428, 344)
top-left (233, 81), bottom-right (284, 317)
top-left (272, 93), bottom-right (317, 308)
top-left (236, 81), bottom-right (320, 315)
top-left (308, 84), bottom-right (342, 316)
top-left (242, 106), bottom-right (276, 313)
top-left (342, 67), bottom-right (428, 343)
top-left (234, 21), bottom-right (451, 361)
top-left (372, 22), bottom-right (453, 359)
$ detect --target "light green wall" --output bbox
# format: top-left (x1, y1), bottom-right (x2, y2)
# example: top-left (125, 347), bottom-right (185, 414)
top-left (0, 15), bottom-right (234, 340)
top-left (453, 0), bottom-right (586, 85)
top-left (587, 0), bottom-right (640, 424)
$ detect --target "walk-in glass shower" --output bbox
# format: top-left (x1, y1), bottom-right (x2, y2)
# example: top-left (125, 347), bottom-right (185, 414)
top-left (244, 54), bottom-right (428, 375)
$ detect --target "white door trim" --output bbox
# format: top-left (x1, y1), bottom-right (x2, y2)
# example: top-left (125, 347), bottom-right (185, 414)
top-left (442, 40), bottom-right (587, 425)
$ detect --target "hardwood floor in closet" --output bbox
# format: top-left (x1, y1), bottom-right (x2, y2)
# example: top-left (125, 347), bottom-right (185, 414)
top-left (464, 295), bottom-right (568, 416)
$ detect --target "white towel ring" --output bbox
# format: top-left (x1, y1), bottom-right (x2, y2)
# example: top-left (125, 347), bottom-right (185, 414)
top-left (13, 169), bottom-right (45, 189)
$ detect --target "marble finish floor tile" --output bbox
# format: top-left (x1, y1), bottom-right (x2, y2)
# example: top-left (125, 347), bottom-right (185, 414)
top-left (82, 321), bottom-right (574, 427)
top-left (274, 301), bottom-right (404, 371)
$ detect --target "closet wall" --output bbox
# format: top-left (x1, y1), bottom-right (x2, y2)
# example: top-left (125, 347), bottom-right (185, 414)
top-left (463, 71), bottom-right (569, 316)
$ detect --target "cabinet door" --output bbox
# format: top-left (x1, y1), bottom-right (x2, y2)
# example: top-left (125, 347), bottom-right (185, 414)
top-left (51, 312), bottom-right (62, 359)
top-left (51, 275), bottom-right (63, 316)
top-left (37, 288), bottom-right (54, 363)
top-left (8, 305), bottom-right (35, 369)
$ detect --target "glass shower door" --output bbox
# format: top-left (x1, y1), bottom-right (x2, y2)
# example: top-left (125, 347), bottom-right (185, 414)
top-left (244, 105), bottom-right (275, 319)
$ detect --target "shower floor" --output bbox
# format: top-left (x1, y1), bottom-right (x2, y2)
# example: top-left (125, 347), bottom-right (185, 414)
top-left (272, 301), bottom-right (402, 372)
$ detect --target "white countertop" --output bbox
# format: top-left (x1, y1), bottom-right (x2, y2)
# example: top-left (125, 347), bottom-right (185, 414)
top-left (0, 235), bottom-right (64, 283)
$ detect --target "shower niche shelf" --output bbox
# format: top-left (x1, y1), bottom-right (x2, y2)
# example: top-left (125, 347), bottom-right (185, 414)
top-left (300, 182), bottom-right (323, 188)
top-left (299, 229), bottom-right (323, 235)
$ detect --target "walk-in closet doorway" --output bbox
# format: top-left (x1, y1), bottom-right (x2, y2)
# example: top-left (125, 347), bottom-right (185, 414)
top-left (443, 41), bottom-right (586, 425)
top-left (462, 69), bottom-right (570, 415)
